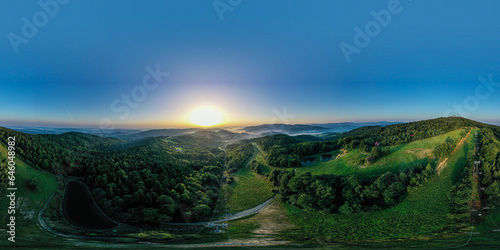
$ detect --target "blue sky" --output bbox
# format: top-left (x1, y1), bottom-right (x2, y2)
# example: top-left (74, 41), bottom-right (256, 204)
top-left (1, 0), bottom-right (500, 128)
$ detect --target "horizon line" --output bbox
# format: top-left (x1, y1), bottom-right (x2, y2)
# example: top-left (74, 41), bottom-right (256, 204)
top-left (2, 117), bottom-right (500, 130)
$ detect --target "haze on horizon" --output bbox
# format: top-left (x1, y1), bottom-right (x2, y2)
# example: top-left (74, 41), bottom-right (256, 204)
top-left (1, 0), bottom-right (500, 129)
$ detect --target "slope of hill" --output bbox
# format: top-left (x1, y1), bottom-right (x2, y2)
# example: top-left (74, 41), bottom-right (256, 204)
top-left (330, 117), bottom-right (499, 144)
top-left (255, 117), bottom-right (500, 170)
top-left (173, 129), bottom-right (252, 147)
top-left (281, 129), bottom-right (477, 246)
top-left (297, 129), bottom-right (465, 177)
top-left (1, 117), bottom-right (499, 247)
top-left (0, 126), bottom-right (227, 225)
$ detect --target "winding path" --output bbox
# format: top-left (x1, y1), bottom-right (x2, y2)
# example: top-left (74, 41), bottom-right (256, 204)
top-left (436, 130), bottom-right (471, 175)
top-left (163, 194), bottom-right (277, 226)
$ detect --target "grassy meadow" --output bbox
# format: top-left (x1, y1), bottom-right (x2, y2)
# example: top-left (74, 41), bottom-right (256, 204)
top-left (281, 129), bottom-right (476, 247)
top-left (226, 143), bottom-right (274, 213)
top-left (297, 129), bottom-right (465, 177)
top-left (0, 142), bottom-right (59, 247)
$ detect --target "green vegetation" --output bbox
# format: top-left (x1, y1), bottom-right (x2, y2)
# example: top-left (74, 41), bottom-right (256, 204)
top-left (256, 117), bottom-right (493, 171)
top-left (269, 161), bottom-right (436, 214)
top-left (298, 129), bottom-right (464, 177)
top-left (226, 141), bottom-right (253, 173)
top-left (128, 230), bottom-right (182, 240)
top-left (2, 117), bottom-right (500, 248)
top-left (0, 142), bottom-right (59, 245)
top-left (227, 144), bottom-right (273, 212)
top-left (83, 138), bottom-right (226, 224)
top-left (468, 202), bottom-right (500, 248)
top-left (256, 134), bottom-right (305, 168)
top-left (0, 127), bottom-right (228, 225)
top-left (280, 129), bottom-right (476, 246)
top-left (477, 128), bottom-right (500, 207)
top-left (335, 117), bottom-right (490, 145)
top-left (0, 128), bottom-right (122, 176)
top-left (253, 143), bottom-right (274, 174)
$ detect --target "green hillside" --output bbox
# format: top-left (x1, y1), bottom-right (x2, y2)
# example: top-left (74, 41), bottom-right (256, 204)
top-left (298, 129), bottom-right (464, 177)
top-left (227, 143), bottom-right (273, 212)
top-left (1, 117), bottom-right (499, 248)
top-left (281, 129), bottom-right (477, 246)
top-left (0, 126), bottom-right (228, 225)
top-left (0, 142), bottom-right (59, 246)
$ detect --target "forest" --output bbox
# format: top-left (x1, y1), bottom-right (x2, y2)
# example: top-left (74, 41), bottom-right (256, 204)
top-left (252, 117), bottom-right (494, 215)
top-left (268, 163), bottom-right (435, 214)
top-left (1, 117), bottom-right (499, 226)
top-left (0, 127), bottom-right (246, 225)
top-left (82, 138), bottom-right (226, 224)
top-left (256, 134), bottom-right (340, 168)
top-left (0, 150), bottom-right (7, 192)
top-left (477, 129), bottom-right (500, 207)
top-left (225, 141), bottom-right (253, 173)
top-left (256, 117), bottom-right (490, 168)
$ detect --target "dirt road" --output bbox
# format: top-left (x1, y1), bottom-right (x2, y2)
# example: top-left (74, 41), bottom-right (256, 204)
top-left (436, 130), bottom-right (471, 175)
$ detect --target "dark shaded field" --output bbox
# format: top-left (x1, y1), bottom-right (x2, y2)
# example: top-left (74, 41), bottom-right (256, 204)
top-left (63, 181), bottom-right (117, 229)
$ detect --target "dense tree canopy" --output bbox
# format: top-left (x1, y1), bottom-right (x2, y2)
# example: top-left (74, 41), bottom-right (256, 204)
top-left (477, 129), bottom-right (500, 207)
top-left (226, 141), bottom-right (253, 173)
top-left (1, 117), bottom-right (499, 225)
top-left (0, 127), bottom-right (228, 225)
top-left (269, 163), bottom-right (435, 214)
top-left (256, 117), bottom-right (494, 168)
top-left (0, 150), bottom-right (8, 192)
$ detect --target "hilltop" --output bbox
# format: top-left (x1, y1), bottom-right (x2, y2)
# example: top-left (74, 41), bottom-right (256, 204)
top-left (1, 116), bottom-right (500, 248)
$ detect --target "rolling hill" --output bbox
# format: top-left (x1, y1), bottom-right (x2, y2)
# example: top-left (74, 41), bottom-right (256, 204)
top-left (1, 116), bottom-right (500, 247)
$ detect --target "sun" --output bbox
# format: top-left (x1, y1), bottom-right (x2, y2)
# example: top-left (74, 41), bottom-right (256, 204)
top-left (189, 106), bottom-right (224, 127)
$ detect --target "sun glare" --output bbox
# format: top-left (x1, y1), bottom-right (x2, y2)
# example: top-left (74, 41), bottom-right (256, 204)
top-left (189, 106), bottom-right (224, 127)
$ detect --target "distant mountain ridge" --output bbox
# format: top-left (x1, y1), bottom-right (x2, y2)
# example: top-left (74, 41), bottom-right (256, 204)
top-left (241, 121), bottom-right (401, 136)
top-left (126, 128), bottom-right (199, 141)
top-left (309, 121), bottom-right (400, 128)
top-left (3, 121), bottom-right (402, 140)
top-left (242, 124), bottom-right (328, 135)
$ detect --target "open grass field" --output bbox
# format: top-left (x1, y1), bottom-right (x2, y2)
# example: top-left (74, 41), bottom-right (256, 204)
top-left (281, 129), bottom-right (476, 247)
top-left (297, 129), bottom-right (465, 178)
top-left (0, 142), bottom-right (59, 247)
top-left (226, 143), bottom-right (274, 213)
top-left (253, 143), bottom-right (274, 174)
top-left (2, 127), bottom-right (496, 249)
top-left (466, 201), bottom-right (500, 248)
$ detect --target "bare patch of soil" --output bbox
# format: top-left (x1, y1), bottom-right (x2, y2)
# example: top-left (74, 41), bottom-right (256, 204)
top-left (406, 148), bottom-right (433, 158)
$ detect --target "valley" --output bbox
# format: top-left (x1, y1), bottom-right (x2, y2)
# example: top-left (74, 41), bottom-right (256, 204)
top-left (1, 117), bottom-right (500, 248)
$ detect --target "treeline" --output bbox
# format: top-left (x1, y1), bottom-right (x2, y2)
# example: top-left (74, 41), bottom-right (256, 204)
top-left (334, 117), bottom-right (483, 146)
top-left (478, 129), bottom-right (500, 207)
top-left (268, 163), bottom-right (435, 214)
top-left (449, 128), bottom-right (500, 225)
top-left (369, 146), bottom-right (390, 160)
top-left (433, 136), bottom-right (458, 158)
top-left (83, 138), bottom-right (225, 225)
top-left (255, 117), bottom-right (488, 168)
top-left (0, 127), bottom-right (228, 225)
top-left (0, 127), bottom-right (122, 175)
top-left (256, 134), bottom-right (340, 168)
top-left (0, 150), bottom-right (8, 192)
top-left (449, 148), bottom-right (475, 223)
top-left (250, 160), bottom-right (265, 175)
top-left (226, 141), bottom-right (253, 173)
